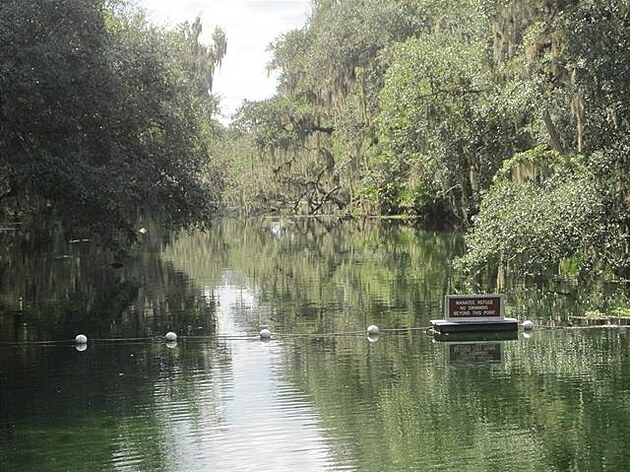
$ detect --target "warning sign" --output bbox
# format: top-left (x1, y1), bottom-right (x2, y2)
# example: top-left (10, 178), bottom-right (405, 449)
top-left (445, 294), bottom-right (504, 321)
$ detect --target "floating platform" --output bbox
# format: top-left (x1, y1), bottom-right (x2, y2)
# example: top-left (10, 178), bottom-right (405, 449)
top-left (432, 330), bottom-right (519, 342)
top-left (430, 318), bottom-right (519, 334)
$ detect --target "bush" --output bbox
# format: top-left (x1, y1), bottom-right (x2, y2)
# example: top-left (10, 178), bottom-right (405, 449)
top-left (457, 148), bottom-right (607, 278)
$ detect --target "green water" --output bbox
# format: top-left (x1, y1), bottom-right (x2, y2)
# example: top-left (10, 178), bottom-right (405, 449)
top-left (1, 219), bottom-right (630, 471)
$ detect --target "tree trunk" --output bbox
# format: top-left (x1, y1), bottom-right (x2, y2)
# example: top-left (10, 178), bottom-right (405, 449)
top-left (542, 108), bottom-right (564, 152)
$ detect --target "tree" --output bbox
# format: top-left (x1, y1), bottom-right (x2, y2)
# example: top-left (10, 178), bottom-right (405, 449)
top-left (457, 147), bottom-right (607, 280)
top-left (458, 0), bottom-right (630, 279)
top-left (374, 0), bottom-right (541, 222)
top-left (224, 0), bottom-right (630, 282)
top-left (0, 0), bottom-right (226, 251)
top-left (231, 97), bottom-right (343, 214)
top-left (227, 0), bottom-right (427, 216)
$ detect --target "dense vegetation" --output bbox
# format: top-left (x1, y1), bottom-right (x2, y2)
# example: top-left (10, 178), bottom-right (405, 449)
top-left (224, 0), bottom-right (630, 280)
top-left (0, 0), bottom-right (227, 251)
top-left (2, 0), bottom-right (628, 280)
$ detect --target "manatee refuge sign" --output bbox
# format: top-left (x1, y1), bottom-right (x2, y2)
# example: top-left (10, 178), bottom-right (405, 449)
top-left (430, 294), bottom-right (517, 334)
top-left (445, 294), bottom-right (504, 322)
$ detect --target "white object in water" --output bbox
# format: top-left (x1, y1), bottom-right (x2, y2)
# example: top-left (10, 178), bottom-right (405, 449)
top-left (259, 328), bottom-right (272, 340)
top-left (75, 334), bottom-right (88, 344)
top-left (165, 332), bottom-right (177, 342)
top-left (522, 320), bottom-right (534, 330)
top-left (367, 325), bottom-right (380, 335)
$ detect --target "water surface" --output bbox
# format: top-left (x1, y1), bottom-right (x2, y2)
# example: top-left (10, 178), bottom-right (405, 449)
top-left (2, 219), bottom-right (629, 471)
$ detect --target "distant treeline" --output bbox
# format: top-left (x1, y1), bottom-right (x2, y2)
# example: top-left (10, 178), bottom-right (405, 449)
top-left (223, 0), bottom-right (630, 279)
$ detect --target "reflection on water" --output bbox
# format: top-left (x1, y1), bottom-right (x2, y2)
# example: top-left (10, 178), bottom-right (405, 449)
top-left (445, 341), bottom-right (505, 366)
top-left (2, 218), bottom-right (630, 471)
top-left (0, 225), bottom-right (217, 343)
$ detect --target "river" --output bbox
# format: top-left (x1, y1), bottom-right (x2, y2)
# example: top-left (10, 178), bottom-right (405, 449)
top-left (1, 218), bottom-right (630, 471)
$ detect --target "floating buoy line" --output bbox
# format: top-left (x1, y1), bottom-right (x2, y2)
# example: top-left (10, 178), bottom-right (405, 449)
top-left (0, 328), bottom-right (425, 346)
top-left (1, 321), bottom-right (627, 348)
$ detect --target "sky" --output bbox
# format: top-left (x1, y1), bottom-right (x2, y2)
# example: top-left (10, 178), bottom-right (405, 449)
top-left (136, 0), bottom-right (311, 123)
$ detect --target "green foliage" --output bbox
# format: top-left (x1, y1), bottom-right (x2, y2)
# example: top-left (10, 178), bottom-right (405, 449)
top-left (375, 29), bottom-right (539, 222)
top-left (550, 0), bottom-right (630, 152)
top-left (587, 139), bottom-right (630, 278)
top-left (495, 145), bottom-right (585, 183)
top-left (457, 151), bottom-right (607, 278)
top-left (230, 97), bottom-right (344, 215)
top-left (215, 124), bottom-right (285, 215)
top-left (222, 0), bottom-right (630, 278)
top-left (610, 306), bottom-right (630, 318)
top-left (0, 0), bottom-right (226, 251)
top-left (454, 0), bottom-right (630, 280)
top-left (229, 0), bottom-right (429, 216)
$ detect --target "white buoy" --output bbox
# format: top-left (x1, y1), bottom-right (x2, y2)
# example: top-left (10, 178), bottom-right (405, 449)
top-left (522, 320), bottom-right (534, 331)
top-left (75, 334), bottom-right (88, 344)
top-left (367, 325), bottom-right (380, 336)
top-left (259, 328), bottom-right (271, 340)
top-left (165, 331), bottom-right (177, 342)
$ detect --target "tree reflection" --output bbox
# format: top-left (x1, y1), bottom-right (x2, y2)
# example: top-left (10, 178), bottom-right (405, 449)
top-left (277, 329), bottom-right (630, 471)
top-left (164, 218), bottom-right (464, 335)
top-left (0, 226), bottom-right (216, 343)
top-left (3, 219), bottom-right (630, 471)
